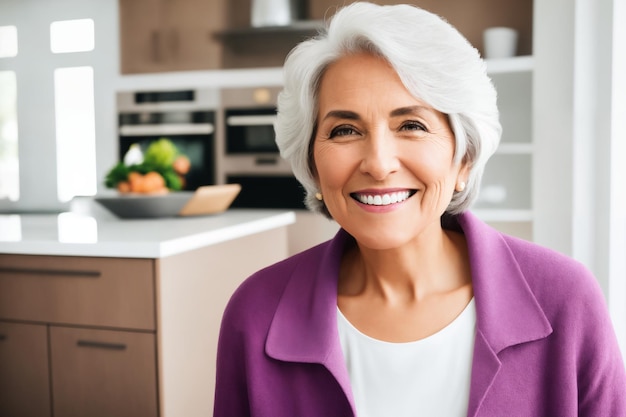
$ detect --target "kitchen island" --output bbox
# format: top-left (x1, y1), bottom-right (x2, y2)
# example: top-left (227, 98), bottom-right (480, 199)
top-left (0, 208), bottom-right (295, 417)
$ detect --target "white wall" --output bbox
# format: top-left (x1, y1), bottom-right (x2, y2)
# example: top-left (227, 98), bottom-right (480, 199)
top-left (608, 0), bottom-right (626, 358)
top-left (533, 0), bottom-right (626, 355)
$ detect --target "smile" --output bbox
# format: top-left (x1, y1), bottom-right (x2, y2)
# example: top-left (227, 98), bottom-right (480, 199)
top-left (352, 190), bottom-right (416, 206)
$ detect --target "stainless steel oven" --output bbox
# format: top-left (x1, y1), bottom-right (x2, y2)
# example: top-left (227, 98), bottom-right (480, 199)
top-left (117, 88), bottom-right (218, 190)
top-left (218, 86), bottom-right (306, 209)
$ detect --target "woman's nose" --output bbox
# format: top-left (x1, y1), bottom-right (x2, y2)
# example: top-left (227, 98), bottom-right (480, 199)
top-left (359, 130), bottom-right (400, 180)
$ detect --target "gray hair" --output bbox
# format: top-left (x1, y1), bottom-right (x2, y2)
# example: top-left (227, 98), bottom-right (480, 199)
top-left (275, 2), bottom-right (501, 217)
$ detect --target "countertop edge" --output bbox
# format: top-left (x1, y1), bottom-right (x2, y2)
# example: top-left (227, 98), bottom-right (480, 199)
top-left (0, 211), bottom-right (296, 259)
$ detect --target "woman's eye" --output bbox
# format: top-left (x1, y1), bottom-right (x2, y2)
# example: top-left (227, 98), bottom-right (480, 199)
top-left (329, 125), bottom-right (358, 138)
top-left (401, 121), bottom-right (427, 132)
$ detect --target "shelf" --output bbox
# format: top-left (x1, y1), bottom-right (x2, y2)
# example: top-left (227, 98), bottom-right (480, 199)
top-left (486, 55), bottom-right (534, 74)
top-left (496, 143), bottom-right (534, 154)
top-left (473, 209), bottom-right (533, 222)
top-left (215, 20), bottom-right (324, 40)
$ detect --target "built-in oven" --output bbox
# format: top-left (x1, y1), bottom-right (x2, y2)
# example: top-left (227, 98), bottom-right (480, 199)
top-left (117, 88), bottom-right (218, 190)
top-left (218, 86), bottom-right (306, 209)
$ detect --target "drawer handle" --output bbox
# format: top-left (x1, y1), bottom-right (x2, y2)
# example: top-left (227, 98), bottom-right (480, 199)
top-left (255, 157), bottom-right (278, 165)
top-left (77, 340), bottom-right (127, 351)
top-left (0, 334), bottom-right (6, 342)
top-left (0, 267), bottom-right (101, 278)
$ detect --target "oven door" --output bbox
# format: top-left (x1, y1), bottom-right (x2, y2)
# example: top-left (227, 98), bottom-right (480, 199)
top-left (225, 108), bottom-right (278, 154)
top-left (119, 115), bottom-right (215, 190)
top-left (225, 174), bottom-right (306, 209)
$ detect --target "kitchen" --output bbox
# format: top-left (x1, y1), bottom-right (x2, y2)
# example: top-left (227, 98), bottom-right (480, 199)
top-left (0, 0), bottom-right (625, 416)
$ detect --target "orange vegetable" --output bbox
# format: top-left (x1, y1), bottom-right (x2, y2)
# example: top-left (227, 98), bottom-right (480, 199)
top-left (143, 171), bottom-right (166, 193)
top-left (117, 181), bottom-right (131, 193)
top-left (172, 155), bottom-right (191, 175)
top-left (126, 171), bottom-right (168, 194)
top-left (128, 172), bottom-right (145, 193)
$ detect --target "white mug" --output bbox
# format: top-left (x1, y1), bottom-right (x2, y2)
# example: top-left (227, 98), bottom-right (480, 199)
top-left (251, 0), bottom-right (293, 27)
top-left (483, 27), bottom-right (518, 59)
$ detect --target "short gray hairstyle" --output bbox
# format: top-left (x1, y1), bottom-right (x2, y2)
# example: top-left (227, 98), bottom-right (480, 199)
top-left (275, 2), bottom-right (501, 217)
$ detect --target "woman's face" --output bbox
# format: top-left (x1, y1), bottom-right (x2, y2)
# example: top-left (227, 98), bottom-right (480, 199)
top-left (313, 53), bottom-right (468, 250)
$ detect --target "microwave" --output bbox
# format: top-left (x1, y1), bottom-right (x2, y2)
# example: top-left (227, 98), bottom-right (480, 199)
top-left (224, 108), bottom-right (278, 154)
top-left (218, 86), bottom-right (306, 209)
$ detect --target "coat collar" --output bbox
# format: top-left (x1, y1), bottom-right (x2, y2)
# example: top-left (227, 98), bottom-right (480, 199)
top-left (265, 211), bottom-right (552, 416)
top-left (454, 212), bottom-right (553, 416)
top-left (265, 228), bottom-right (356, 412)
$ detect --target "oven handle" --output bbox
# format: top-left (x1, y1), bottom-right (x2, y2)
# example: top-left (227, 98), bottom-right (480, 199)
top-left (226, 115), bottom-right (277, 127)
top-left (119, 123), bottom-right (214, 136)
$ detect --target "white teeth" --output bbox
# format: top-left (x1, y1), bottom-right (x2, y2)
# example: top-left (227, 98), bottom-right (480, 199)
top-left (357, 191), bottom-right (411, 206)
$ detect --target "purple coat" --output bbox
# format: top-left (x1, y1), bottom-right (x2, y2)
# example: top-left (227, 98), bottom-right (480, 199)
top-left (214, 212), bottom-right (626, 416)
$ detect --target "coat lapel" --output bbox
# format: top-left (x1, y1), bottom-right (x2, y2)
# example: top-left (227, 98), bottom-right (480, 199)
top-left (456, 212), bottom-right (553, 417)
top-left (265, 229), bottom-right (356, 415)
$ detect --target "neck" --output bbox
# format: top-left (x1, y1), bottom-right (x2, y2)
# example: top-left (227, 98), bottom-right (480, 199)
top-left (339, 226), bottom-right (470, 304)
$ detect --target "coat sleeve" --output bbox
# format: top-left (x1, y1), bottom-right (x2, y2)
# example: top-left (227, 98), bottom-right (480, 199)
top-left (575, 271), bottom-right (626, 416)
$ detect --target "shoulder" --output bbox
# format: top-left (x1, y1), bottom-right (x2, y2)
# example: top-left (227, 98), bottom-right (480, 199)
top-left (498, 233), bottom-right (612, 335)
top-left (502, 233), bottom-right (598, 299)
top-left (220, 240), bottom-right (330, 330)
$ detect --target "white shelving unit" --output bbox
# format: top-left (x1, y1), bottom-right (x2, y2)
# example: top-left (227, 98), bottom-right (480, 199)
top-left (474, 55), bottom-right (534, 240)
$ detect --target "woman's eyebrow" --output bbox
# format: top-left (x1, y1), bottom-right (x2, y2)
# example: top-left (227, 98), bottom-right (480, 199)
top-left (322, 106), bottom-right (436, 121)
top-left (390, 105), bottom-right (434, 117)
top-left (322, 110), bottom-right (361, 121)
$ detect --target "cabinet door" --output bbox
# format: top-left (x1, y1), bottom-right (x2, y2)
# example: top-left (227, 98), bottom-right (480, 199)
top-left (119, 0), bottom-right (223, 73)
top-left (0, 321), bottom-right (51, 417)
top-left (50, 326), bottom-right (158, 417)
top-left (119, 0), bottom-right (164, 73)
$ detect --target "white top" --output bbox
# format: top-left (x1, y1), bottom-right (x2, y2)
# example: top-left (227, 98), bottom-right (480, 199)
top-left (0, 208), bottom-right (295, 258)
top-left (337, 299), bottom-right (476, 417)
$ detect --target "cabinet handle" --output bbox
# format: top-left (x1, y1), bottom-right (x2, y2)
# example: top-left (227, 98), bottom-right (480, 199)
top-left (0, 334), bottom-right (6, 342)
top-left (0, 267), bottom-right (100, 278)
top-left (151, 30), bottom-right (161, 63)
top-left (169, 28), bottom-right (179, 57)
top-left (77, 340), bottom-right (127, 351)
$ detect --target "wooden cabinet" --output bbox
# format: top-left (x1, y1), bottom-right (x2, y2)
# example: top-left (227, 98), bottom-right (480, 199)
top-left (0, 225), bottom-right (289, 416)
top-left (0, 321), bottom-right (51, 417)
top-left (50, 327), bottom-right (157, 417)
top-left (119, 0), bottom-right (226, 73)
top-left (0, 255), bottom-right (159, 417)
top-left (119, 0), bottom-right (532, 71)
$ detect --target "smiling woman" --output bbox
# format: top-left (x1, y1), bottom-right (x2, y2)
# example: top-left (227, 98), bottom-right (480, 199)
top-left (312, 53), bottom-right (466, 251)
top-left (213, 3), bottom-right (626, 417)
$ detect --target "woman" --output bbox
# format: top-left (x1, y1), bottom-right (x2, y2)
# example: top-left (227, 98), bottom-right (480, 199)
top-left (214, 3), bottom-right (626, 416)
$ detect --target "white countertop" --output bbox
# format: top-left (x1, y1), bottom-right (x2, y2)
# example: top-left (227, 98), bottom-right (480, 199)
top-left (0, 209), bottom-right (296, 259)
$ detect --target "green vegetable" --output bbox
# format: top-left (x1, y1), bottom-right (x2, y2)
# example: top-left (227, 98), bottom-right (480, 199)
top-left (104, 162), bottom-right (130, 188)
top-left (143, 138), bottom-right (179, 168)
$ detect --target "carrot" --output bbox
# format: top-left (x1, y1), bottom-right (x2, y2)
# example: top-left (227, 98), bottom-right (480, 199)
top-left (117, 181), bottom-right (131, 193)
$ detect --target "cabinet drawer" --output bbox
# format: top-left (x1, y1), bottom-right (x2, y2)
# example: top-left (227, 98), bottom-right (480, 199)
top-left (0, 255), bottom-right (155, 330)
top-left (50, 326), bottom-right (158, 417)
top-left (0, 321), bottom-right (51, 417)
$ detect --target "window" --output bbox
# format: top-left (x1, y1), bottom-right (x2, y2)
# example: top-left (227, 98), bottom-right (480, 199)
top-left (50, 19), bottom-right (94, 54)
top-left (0, 71), bottom-right (19, 201)
top-left (54, 66), bottom-right (97, 202)
top-left (0, 25), bottom-right (18, 58)
top-left (51, 19), bottom-right (97, 202)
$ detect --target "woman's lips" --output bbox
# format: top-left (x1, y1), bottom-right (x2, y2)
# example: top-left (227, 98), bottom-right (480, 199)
top-left (350, 190), bottom-right (417, 206)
